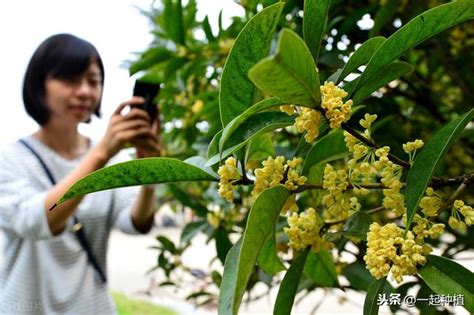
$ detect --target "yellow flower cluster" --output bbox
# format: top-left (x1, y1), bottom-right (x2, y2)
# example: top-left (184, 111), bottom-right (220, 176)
top-left (419, 187), bottom-right (442, 217)
top-left (252, 156), bottom-right (307, 198)
top-left (364, 223), bottom-right (429, 283)
top-left (322, 164), bottom-right (360, 221)
top-left (295, 108), bottom-right (322, 143)
top-left (449, 200), bottom-right (474, 231)
top-left (284, 207), bottom-right (333, 252)
top-left (320, 82), bottom-right (353, 129)
top-left (402, 139), bottom-right (424, 153)
top-left (412, 215), bottom-right (445, 242)
top-left (375, 147), bottom-right (406, 216)
top-left (280, 105), bottom-right (321, 143)
top-left (217, 157), bottom-right (241, 203)
top-left (280, 105), bottom-right (295, 116)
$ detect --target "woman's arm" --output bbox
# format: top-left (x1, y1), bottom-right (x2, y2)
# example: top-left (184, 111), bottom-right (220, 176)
top-left (45, 98), bottom-right (152, 235)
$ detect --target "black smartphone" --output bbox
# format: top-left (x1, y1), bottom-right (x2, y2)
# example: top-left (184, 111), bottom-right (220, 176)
top-left (133, 80), bottom-right (160, 123)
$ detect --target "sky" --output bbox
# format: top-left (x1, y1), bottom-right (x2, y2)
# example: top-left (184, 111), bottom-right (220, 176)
top-left (0, 0), bottom-right (243, 149)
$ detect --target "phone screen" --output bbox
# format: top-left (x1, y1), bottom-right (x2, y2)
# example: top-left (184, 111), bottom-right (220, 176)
top-left (133, 80), bottom-right (161, 123)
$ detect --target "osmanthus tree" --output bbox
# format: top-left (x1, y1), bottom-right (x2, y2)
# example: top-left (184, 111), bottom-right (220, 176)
top-left (55, 0), bottom-right (474, 314)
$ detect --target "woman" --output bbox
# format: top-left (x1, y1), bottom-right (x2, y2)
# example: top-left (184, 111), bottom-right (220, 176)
top-left (0, 34), bottom-right (160, 314)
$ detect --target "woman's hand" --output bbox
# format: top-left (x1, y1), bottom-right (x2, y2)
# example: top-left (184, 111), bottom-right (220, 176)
top-left (133, 110), bottom-right (161, 158)
top-left (96, 97), bottom-right (152, 159)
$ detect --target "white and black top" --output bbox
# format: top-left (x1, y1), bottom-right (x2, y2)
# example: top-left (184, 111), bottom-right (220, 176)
top-left (0, 135), bottom-right (142, 314)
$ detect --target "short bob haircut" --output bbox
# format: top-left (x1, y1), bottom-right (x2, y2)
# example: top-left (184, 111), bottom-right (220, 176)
top-left (23, 33), bottom-right (105, 126)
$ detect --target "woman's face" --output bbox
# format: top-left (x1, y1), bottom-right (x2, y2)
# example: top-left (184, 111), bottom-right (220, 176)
top-left (44, 62), bottom-right (103, 125)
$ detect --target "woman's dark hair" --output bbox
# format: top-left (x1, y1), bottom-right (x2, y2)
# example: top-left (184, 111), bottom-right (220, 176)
top-left (23, 33), bottom-right (105, 125)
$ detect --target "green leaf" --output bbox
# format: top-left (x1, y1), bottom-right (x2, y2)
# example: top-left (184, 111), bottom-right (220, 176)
top-left (216, 227), bottom-right (233, 265)
top-left (342, 211), bottom-right (373, 240)
top-left (302, 130), bottom-right (349, 175)
top-left (156, 235), bottom-right (177, 254)
top-left (219, 186), bottom-right (290, 315)
top-left (349, 61), bottom-right (414, 104)
top-left (246, 134), bottom-right (275, 162)
top-left (257, 225), bottom-right (286, 276)
top-left (219, 97), bottom-right (285, 156)
top-left (219, 2), bottom-right (284, 127)
top-left (206, 112), bottom-right (295, 166)
top-left (405, 109), bottom-right (474, 228)
top-left (352, 1), bottom-right (474, 96)
top-left (167, 183), bottom-right (209, 218)
top-left (218, 238), bottom-right (242, 315)
top-left (202, 16), bottom-right (215, 42)
top-left (343, 261), bottom-right (375, 291)
top-left (206, 130), bottom-right (222, 161)
top-left (303, 0), bottom-right (331, 61)
top-left (364, 278), bottom-right (387, 315)
top-left (303, 249), bottom-right (339, 287)
top-left (273, 248), bottom-right (310, 315)
top-left (180, 220), bottom-right (208, 246)
top-left (163, 0), bottom-right (185, 45)
top-left (129, 47), bottom-right (173, 75)
top-left (369, 0), bottom-right (398, 37)
top-left (336, 37), bottom-right (385, 84)
top-left (249, 28), bottom-right (320, 107)
top-left (418, 255), bottom-right (474, 313)
top-left (57, 158), bottom-right (218, 205)
top-left (184, 156), bottom-right (219, 178)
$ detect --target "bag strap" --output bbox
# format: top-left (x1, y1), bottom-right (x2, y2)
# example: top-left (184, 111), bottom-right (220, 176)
top-left (18, 139), bottom-right (107, 284)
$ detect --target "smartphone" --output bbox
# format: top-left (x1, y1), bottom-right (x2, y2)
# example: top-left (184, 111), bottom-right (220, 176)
top-left (133, 80), bottom-right (161, 124)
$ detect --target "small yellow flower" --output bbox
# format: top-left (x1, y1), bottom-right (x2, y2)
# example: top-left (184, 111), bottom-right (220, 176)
top-left (284, 208), bottom-right (333, 252)
top-left (320, 82), bottom-right (353, 129)
top-left (364, 223), bottom-right (428, 283)
top-left (217, 157), bottom-right (241, 203)
top-left (191, 99), bottom-right (204, 113)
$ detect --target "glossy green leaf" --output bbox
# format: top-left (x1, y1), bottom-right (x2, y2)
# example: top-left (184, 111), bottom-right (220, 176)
top-left (184, 156), bottom-right (219, 178)
top-left (364, 277), bottom-right (387, 315)
top-left (302, 130), bottom-right (349, 175)
top-left (257, 225), bottom-right (286, 276)
top-left (303, 249), bottom-right (339, 287)
top-left (163, 0), bottom-right (185, 45)
top-left (246, 134), bottom-right (275, 162)
top-left (273, 248), bottom-right (310, 315)
top-left (418, 255), bottom-right (474, 313)
top-left (405, 109), bottom-right (474, 228)
top-left (336, 37), bottom-right (385, 84)
top-left (206, 130), bottom-right (222, 161)
top-left (350, 61), bottom-right (413, 104)
top-left (219, 2), bottom-right (284, 126)
top-left (129, 47), bottom-right (173, 75)
top-left (219, 186), bottom-right (290, 315)
top-left (352, 1), bottom-right (474, 96)
top-left (180, 220), bottom-right (208, 246)
top-left (219, 97), bottom-right (285, 156)
top-left (249, 28), bottom-right (320, 107)
top-left (342, 211), bottom-right (373, 240)
top-left (56, 158), bottom-right (218, 205)
top-left (206, 112), bottom-right (295, 166)
top-left (303, 0), bottom-right (331, 61)
top-left (218, 238), bottom-right (242, 315)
